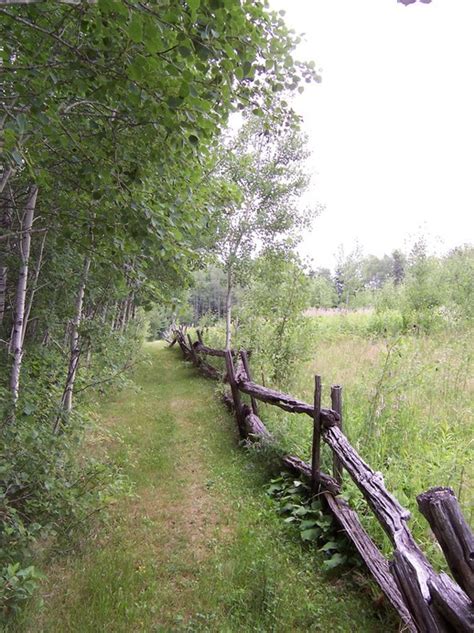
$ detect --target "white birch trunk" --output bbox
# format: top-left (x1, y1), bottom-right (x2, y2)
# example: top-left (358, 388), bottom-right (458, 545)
top-left (124, 291), bottom-right (135, 327)
top-left (225, 268), bottom-right (233, 350)
top-left (0, 266), bottom-right (7, 325)
top-left (9, 185), bottom-right (38, 405)
top-left (110, 301), bottom-right (118, 332)
top-left (0, 167), bottom-right (13, 194)
top-left (21, 231), bottom-right (46, 346)
top-left (118, 298), bottom-right (127, 332)
top-left (54, 256), bottom-right (90, 431)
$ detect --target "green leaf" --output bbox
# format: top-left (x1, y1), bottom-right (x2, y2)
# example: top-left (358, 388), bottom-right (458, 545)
top-left (266, 483), bottom-right (282, 495)
top-left (322, 552), bottom-right (347, 570)
top-left (128, 55), bottom-right (147, 81)
top-left (99, 0), bottom-right (128, 15)
top-left (319, 540), bottom-right (338, 552)
top-left (300, 528), bottom-right (319, 542)
top-left (143, 21), bottom-right (162, 54)
top-left (127, 14), bottom-right (143, 43)
top-left (187, 0), bottom-right (201, 11)
top-left (3, 128), bottom-right (17, 151)
top-left (179, 82), bottom-right (190, 98)
top-left (293, 506), bottom-right (309, 516)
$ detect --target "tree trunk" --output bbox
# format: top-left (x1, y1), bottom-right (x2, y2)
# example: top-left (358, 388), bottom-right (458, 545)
top-left (124, 291), bottom-right (134, 326)
top-left (118, 298), bottom-right (127, 332)
top-left (225, 268), bottom-right (232, 350)
top-left (42, 327), bottom-right (49, 346)
top-left (21, 231), bottom-right (46, 346)
top-left (9, 185), bottom-right (38, 407)
top-left (0, 266), bottom-right (7, 325)
top-left (110, 301), bottom-right (118, 332)
top-left (0, 167), bottom-right (13, 194)
top-left (100, 303), bottom-right (109, 324)
top-left (54, 256), bottom-right (90, 431)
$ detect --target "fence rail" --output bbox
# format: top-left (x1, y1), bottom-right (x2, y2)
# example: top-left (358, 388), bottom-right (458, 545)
top-left (170, 327), bottom-right (474, 633)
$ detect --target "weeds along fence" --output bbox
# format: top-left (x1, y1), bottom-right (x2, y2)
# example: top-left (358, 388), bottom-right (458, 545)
top-left (170, 326), bottom-right (474, 633)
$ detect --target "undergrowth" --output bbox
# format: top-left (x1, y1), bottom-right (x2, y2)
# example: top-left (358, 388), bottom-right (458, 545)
top-left (0, 325), bottom-right (142, 623)
top-left (266, 472), bottom-right (361, 572)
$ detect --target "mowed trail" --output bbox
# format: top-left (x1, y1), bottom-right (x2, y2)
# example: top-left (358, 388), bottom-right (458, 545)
top-left (20, 343), bottom-right (391, 633)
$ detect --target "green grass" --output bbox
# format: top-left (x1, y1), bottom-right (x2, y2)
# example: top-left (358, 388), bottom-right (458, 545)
top-left (12, 342), bottom-right (394, 632)
top-left (256, 317), bottom-right (473, 566)
top-left (173, 314), bottom-right (473, 566)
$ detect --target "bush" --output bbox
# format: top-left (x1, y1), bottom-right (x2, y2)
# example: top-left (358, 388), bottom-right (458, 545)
top-left (0, 320), bottom-right (141, 623)
top-left (0, 414), bottom-right (125, 621)
top-left (236, 254), bottom-right (313, 390)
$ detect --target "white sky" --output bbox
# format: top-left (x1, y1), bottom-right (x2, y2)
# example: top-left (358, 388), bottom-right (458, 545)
top-left (270, 0), bottom-right (474, 270)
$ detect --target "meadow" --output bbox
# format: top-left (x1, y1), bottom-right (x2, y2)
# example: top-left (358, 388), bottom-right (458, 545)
top-left (201, 311), bottom-right (473, 567)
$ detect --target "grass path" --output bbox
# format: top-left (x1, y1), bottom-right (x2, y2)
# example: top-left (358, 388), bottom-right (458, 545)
top-left (20, 343), bottom-right (392, 632)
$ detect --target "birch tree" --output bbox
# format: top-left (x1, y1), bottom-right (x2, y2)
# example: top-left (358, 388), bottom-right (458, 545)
top-left (213, 116), bottom-right (315, 349)
top-left (9, 185), bottom-right (38, 406)
top-left (53, 256), bottom-right (91, 432)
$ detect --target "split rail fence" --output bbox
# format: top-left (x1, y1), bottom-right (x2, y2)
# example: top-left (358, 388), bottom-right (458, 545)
top-left (170, 326), bottom-right (474, 633)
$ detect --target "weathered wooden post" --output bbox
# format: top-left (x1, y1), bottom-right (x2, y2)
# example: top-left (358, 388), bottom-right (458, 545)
top-left (428, 573), bottom-right (474, 633)
top-left (175, 328), bottom-right (189, 358)
top-left (187, 333), bottom-right (199, 366)
top-left (225, 349), bottom-right (245, 439)
top-left (240, 349), bottom-right (259, 416)
top-left (417, 486), bottom-right (474, 602)
top-left (331, 385), bottom-right (343, 485)
top-left (311, 375), bottom-right (322, 493)
top-left (196, 329), bottom-right (203, 344)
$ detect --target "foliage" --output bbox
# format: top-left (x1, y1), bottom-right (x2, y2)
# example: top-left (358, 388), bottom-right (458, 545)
top-left (0, 411), bottom-right (128, 621)
top-left (209, 113), bottom-right (315, 346)
top-left (262, 313), bottom-right (473, 565)
top-left (213, 115), bottom-right (314, 268)
top-left (309, 268), bottom-right (337, 308)
top-left (188, 266), bottom-right (237, 323)
top-left (266, 472), bottom-right (360, 572)
top-left (443, 245), bottom-right (474, 321)
top-left (305, 242), bottom-right (473, 333)
top-left (334, 245), bottom-right (364, 306)
top-left (146, 295), bottom-right (193, 341)
top-left (0, 0), bottom-right (319, 621)
top-left (236, 252), bottom-right (313, 389)
top-left (1, 563), bottom-right (43, 620)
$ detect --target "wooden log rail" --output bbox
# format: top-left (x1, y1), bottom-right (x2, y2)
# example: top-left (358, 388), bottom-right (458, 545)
top-left (170, 329), bottom-right (474, 633)
top-left (193, 340), bottom-right (237, 358)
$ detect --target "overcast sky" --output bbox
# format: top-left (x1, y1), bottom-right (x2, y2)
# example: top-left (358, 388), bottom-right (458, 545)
top-left (270, 0), bottom-right (474, 270)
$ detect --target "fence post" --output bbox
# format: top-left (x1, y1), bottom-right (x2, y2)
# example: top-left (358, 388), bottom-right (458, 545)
top-left (331, 385), bottom-right (343, 485)
top-left (417, 486), bottom-right (474, 602)
top-left (311, 375), bottom-right (322, 493)
top-left (225, 349), bottom-right (245, 439)
top-left (240, 349), bottom-right (259, 416)
top-left (187, 334), bottom-right (199, 366)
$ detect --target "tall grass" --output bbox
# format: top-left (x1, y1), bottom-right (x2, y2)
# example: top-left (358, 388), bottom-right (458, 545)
top-left (192, 311), bottom-right (472, 565)
top-left (257, 314), bottom-right (473, 565)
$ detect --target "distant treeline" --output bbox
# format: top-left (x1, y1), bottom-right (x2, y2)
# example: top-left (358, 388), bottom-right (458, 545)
top-left (148, 242), bottom-right (473, 338)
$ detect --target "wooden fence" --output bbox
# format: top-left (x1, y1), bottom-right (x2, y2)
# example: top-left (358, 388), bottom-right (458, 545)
top-left (170, 326), bottom-right (474, 633)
